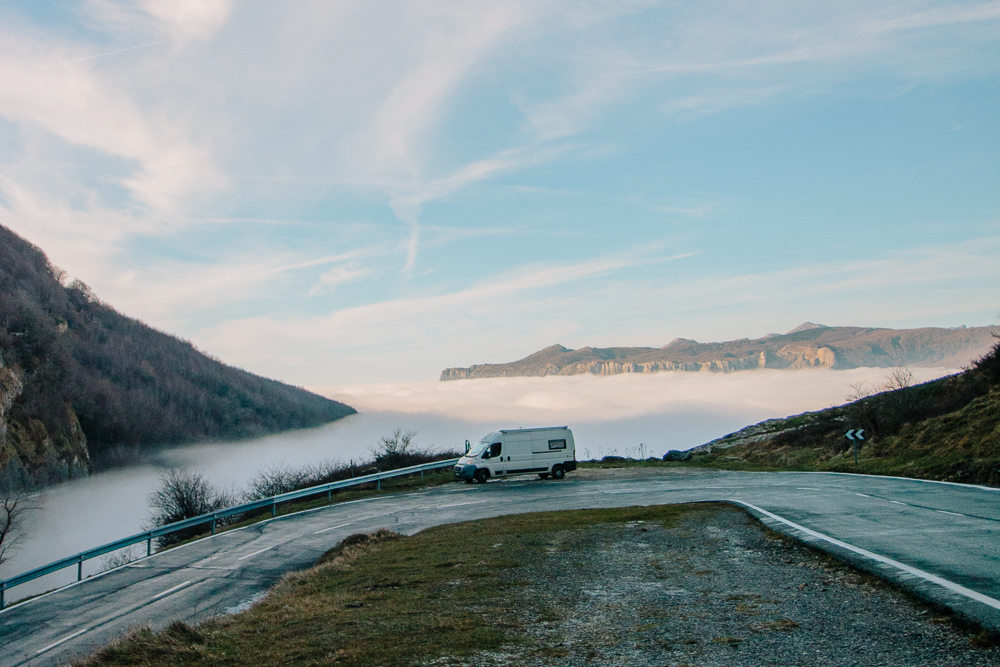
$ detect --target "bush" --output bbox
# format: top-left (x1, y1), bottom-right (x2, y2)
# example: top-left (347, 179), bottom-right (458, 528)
top-left (147, 469), bottom-right (235, 546)
top-left (371, 428), bottom-right (416, 469)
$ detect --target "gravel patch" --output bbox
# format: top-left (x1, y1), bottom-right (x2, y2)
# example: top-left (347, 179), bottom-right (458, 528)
top-left (429, 504), bottom-right (999, 666)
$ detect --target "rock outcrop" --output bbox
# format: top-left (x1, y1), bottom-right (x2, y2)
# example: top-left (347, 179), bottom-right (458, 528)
top-left (441, 323), bottom-right (996, 380)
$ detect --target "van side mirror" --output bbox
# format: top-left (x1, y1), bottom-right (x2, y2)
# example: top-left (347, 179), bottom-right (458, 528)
top-left (465, 439), bottom-right (470, 453)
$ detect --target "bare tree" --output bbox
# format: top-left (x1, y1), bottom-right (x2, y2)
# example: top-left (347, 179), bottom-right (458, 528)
top-left (374, 428), bottom-right (416, 457)
top-left (148, 470), bottom-right (234, 546)
top-left (370, 428), bottom-right (418, 469)
top-left (882, 366), bottom-right (914, 391)
top-left (845, 366), bottom-right (917, 446)
top-left (0, 495), bottom-right (30, 571)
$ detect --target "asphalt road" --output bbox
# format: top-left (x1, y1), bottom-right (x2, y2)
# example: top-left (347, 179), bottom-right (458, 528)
top-left (2, 467), bottom-right (999, 666)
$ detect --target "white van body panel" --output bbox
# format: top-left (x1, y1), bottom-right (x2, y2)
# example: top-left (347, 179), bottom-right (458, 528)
top-left (454, 426), bottom-right (576, 481)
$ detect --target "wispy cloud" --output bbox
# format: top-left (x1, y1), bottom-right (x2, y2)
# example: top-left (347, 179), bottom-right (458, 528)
top-left (0, 1), bottom-right (996, 389)
top-left (310, 263), bottom-right (374, 296)
top-left (192, 236), bottom-right (1000, 384)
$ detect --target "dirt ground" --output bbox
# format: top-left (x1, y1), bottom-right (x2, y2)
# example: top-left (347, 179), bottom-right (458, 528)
top-left (426, 503), bottom-right (1000, 667)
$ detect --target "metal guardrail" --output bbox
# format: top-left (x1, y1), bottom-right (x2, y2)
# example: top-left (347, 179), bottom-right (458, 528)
top-left (0, 457), bottom-right (461, 610)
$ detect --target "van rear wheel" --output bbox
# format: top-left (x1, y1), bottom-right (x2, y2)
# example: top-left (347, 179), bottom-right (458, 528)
top-left (475, 469), bottom-right (489, 484)
top-left (551, 466), bottom-right (565, 480)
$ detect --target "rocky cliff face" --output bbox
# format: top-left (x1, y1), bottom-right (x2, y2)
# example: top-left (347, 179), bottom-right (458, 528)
top-left (440, 324), bottom-right (995, 381)
top-left (0, 352), bottom-right (89, 491)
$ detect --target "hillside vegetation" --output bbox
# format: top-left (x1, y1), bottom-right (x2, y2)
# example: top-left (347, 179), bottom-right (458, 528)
top-left (0, 225), bottom-right (354, 490)
top-left (689, 335), bottom-right (1000, 486)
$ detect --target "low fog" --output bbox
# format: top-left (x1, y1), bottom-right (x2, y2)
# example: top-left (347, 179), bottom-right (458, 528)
top-left (4, 367), bottom-right (955, 600)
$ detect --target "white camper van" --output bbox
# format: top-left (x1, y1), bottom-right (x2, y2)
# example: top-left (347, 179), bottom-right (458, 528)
top-left (454, 426), bottom-right (577, 483)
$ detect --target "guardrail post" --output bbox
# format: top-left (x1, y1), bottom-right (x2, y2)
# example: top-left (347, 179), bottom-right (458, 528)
top-left (327, 489), bottom-right (331, 504)
top-left (420, 470), bottom-right (424, 479)
top-left (272, 500), bottom-right (277, 517)
top-left (147, 537), bottom-right (152, 557)
top-left (1, 582), bottom-right (6, 610)
top-left (77, 556), bottom-right (84, 581)
top-left (211, 516), bottom-right (217, 535)
top-left (377, 478), bottom-right (381, 491)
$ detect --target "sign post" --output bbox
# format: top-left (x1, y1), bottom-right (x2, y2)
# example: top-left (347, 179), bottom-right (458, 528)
top-left (845, 429), bottom-right (865, 464)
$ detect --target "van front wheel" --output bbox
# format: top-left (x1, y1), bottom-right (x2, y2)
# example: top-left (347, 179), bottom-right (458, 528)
top-left (475, 469), bottom-right (489, 484)
top-left (551, 466), bottom-right (565, 480)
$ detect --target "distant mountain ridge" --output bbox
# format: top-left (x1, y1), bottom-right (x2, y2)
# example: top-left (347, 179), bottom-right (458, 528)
top-left (440, 323), bottom-right (997, 381)
top-left (0, 224), bottom-right (355, 490)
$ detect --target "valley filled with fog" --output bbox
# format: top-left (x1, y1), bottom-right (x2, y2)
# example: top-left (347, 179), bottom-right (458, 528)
top-left (4, 367), bottom-right (954, 601)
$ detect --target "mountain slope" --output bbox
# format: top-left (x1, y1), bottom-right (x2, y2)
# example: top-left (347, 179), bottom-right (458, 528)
top-left (686, 336), bottom-right (1000, 487)
top-left (440, 324), bottom-right (996, 380)
top-left (0, 225), bottom-right (355, 490)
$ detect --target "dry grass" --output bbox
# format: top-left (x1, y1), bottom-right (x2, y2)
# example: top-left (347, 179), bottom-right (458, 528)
top-left (78, 505), bottom-right (698, 666)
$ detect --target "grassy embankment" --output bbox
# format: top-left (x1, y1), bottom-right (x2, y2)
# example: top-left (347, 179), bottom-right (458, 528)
top-left (79, 503), bottom-right (997, 666)
top-left (82, 506), bottom-right (692, 666)
top-left (631, 337), bottom-right (1000, 486)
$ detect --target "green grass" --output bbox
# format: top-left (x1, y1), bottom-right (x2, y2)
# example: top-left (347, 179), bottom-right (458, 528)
top-left (687, 386), bottom-right (1000, 487)
top-left (80, 504), bottom-right (705, 667)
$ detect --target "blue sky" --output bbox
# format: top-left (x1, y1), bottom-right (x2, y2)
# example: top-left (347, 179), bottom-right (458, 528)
top-left (0, 1), bottom-right (997, 384)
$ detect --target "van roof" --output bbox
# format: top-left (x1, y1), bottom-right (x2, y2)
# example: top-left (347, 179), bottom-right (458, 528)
top-left (499, 426), bottom-right (569, 434)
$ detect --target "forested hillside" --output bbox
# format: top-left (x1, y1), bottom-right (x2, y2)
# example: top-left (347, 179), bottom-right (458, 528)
top-left (0, 225), bottom-right (354, 490)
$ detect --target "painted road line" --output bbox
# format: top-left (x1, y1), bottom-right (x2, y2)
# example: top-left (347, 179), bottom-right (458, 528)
top-left (796, 487), bottom-right (821, 491)
top-left (237, 545), bottom-right (278, 561)
top-left (152, 580), bottom-right (194, 600)
top-left (314, 522), bottom-right (353, 534)
top-left (735, 500), bottom-right (1000, 612)
top-left (35, 628), bottom-right (88, 655)
top-left (855, 493), bottom-right (871, 498)
top-left (936, 510), bottom-right (966, 517)
top-left (437, 500), bottom-right (490, 509)
top-left (890, 500), bottom-right (908, 506)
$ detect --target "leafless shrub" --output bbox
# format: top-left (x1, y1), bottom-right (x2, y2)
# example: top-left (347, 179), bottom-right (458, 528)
top-left (0, 493), bottom-right (34, 571)
top-left (100, 546), bottom-right (140, 572)
top-left (244, 464), bottom-right (317, 501)
top-left (147, 469), bottom-right (236, 546)
top-left (845, 366), bottom-right (917, 446)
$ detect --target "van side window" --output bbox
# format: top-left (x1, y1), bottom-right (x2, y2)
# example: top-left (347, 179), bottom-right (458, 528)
top-left (548, 439), bottom-right (567, 450)
top-left (486, 442), bottom-right (502, 458)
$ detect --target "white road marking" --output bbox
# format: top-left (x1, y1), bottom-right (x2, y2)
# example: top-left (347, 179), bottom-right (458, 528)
top-left (855, 493), bottom-right (871, 498)
top-left (736, 500), bottom-right (1000, 612)
top-left (238, 545), bottom-right (278, 561)
top-left (437, 500), bottom-right (489, 509)
top-left (936, 510), bottom-right (966, 517)
top-left (890, 501), bottom-right (908, 506)
top-left (796, 487), bottom-right (821, 491)
top-left (314, 522), bottom-right (353, 534)
top-left (35, 628), bottom-right (88, 654)
top-left (223, 591), bottom-right (268, 615)
top-left (703, 486), bottom-right (741, 489)
top-left (151, 580), bottom-right (193, 600)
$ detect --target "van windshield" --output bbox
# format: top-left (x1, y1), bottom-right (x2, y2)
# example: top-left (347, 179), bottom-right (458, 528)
top-left (466, 441), bottom-right (489, 457)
